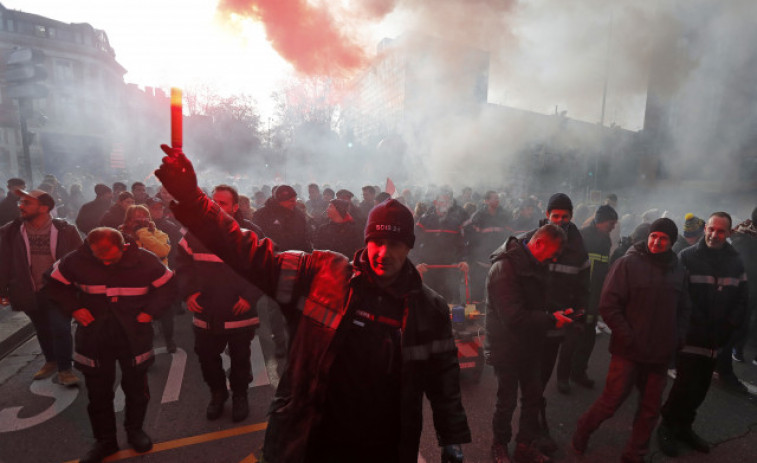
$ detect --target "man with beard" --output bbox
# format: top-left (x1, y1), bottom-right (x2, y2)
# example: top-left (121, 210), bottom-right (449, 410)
top-left (155, 145), bottom-right (470, 463)
top-left (0, 189), bottom-right (82, 385)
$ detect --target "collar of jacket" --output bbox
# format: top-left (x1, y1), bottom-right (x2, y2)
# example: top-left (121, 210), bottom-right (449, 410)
top-left (351, 248), bottom-right (423, 299)
top-left (81, 237), bottom-right (141, 269)
top-left (695, 235), bottom-right (738, 257)
top-left (630, 241), bottom-right (678, 268)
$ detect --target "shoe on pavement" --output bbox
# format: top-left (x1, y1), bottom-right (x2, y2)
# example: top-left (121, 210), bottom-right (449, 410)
top-left (127, 429), bottom-right (153, 453)
top-left (557, 380), bottom-right (571, 394)
top-left (533, 435), bottom-right (558, 455)
top-left (513, 442), bottom-right (552, 463)
top-left (54, 369), bottom-right (80, 387)
top-left (657, 422), bottom-right (679, 457)
top-left (79, 439), bottom-right (119, 463)
top-left (667, 368), bottom-right (677, 379)
top-left (33, 361), bottom-right (57, 380)
top-left (571, 374), bottom-right (595, 389)
top-left (732, 349), bottom-right (745, 362)
top-left (232, 393), bottom-right (249, 422)
top-left (719, 374), bottom-right (750, 395)
top-left (571, 430), bottom-right (589, 455)
top-left (676, 427), bottom-right (710, 453)
top-left (166, 340), bottom-right (177, 353)
top-left (206, 389), bottom-right (229, 420)
top-left (491, 442), bottom-right (512, 463)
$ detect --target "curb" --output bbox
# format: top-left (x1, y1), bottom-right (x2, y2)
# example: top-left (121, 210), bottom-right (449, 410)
top-left (0, 311), bottom-right (35, 360)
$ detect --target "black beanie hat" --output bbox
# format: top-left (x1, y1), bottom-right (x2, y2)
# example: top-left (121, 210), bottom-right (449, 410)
top-left (274, 185), bottom-right (297, 202)
top-left (364, 199), bottom-right (415, 248)
top-left (649, 218), bottom-right (678, 244)
top-left (330, 199), bottom-right (350, 218)
top-left (594, 205), bottom-right (618, 224)
top-left (547, 193), bottom-right (573, 213)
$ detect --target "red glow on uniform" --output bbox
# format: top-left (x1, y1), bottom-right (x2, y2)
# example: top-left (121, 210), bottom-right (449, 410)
top-left (218, 0), bottom-right (388, 76)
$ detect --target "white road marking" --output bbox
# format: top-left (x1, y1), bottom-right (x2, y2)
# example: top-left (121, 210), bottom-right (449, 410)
top-left (159, 346), bottom-right (188, 403)
top-left (0, 377), bottom-right (79, 432)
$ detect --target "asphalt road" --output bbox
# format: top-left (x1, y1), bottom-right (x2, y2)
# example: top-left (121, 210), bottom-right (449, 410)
top-left (1, 313), bottom-right (757, 463)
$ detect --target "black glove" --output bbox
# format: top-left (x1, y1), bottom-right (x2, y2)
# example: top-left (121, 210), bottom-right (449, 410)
top-left (441, 444), bottom-right (463, 463)
top-left (155, 144), bottom-right (200, 203)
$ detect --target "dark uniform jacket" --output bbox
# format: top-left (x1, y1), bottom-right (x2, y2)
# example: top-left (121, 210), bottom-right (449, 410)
top-left (253, 199), bottom-right (312, 252)
top-left (465, 207), bottom-right (512, 264)
top-left (413, 205), bottom-right (467, 265)
top-left (312, 220), bottom-right (364, 260)
top-left (46, 242), bottom-right (176, 370)
top-left (171, 193), bottom-right (470, 463)
top-left (522, 221), bottom-right (590, 333)
top-left (99, 203), bottom-right (128, 229)
top-left (600, 242), bottom-right (690, 365)
top-left (0, 194), bottom-right (20, 227)
top-left (75, 197), bottom-right (111, 235)
top-left (0, 218), bottom-right (83, 313)
top-left (581, 221), bottom-right (613, 318)
top-left (176, 225), bottom-right (263, 335)
top-left (678, 239), bottom-right (748, 350)
top-left (485, 237), bottom-right (558, 367)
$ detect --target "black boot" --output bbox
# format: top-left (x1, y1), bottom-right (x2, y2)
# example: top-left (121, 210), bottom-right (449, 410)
top-left (80, 439), bottom-right (119, 463)
top-left (676, 426), bottom-right (710, 453)
top-left (232, 392), bottom-right (249, 422)
top-left (206, 388), bottom-right (229, 420)
top-left (657, 422), bottom-right (679, 457)
top-left (126, 429), bottom-right (153, 453)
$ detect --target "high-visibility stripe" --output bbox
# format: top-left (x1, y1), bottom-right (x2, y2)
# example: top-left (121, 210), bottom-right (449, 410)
top-left (106, 287), bottom-right (149, 297)
top-left (75, 284), bottom-right (150, 297)
top-left (403, 338), bottom-right (457, 361)
top-left (689, 274), bottom-right (746, 287)
top-left (73, 352), bottom-right (97, 368)
top-left (225, 318), bottom-right (259, 329)
top-left (76, 284), bottom-right (107, 294)
top-left (193, 253), bottom-right (224, 263)
top-left (680, 345), bottom-right (717, 358)
top-left (355, 309), bottom-right (401, 328)
top-left (133, 349), bottom-right (154, 366)
top-left (193, 317), bottom-right (260, 330)
top-left (275, 252), bottom-right (303, 304)
top-left (152, 268), bottom-right (174, 288)
top-left (50, 260), bottom-right (71, 285)
top-left (416, 223), bottom-right (461, 234)
top-left (588, 252), bottom-right (609, 263)
top-left (548, 262), bottom-right (588, 275)
top-left (302, 301), bottom-right (342, 330)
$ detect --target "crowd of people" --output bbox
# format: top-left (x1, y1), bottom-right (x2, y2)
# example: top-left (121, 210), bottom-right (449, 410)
top-left (0, 147), bottom-right (755, 463)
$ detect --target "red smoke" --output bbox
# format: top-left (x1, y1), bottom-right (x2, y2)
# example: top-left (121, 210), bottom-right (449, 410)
top-left (218, 0), bottom-right (395, 76)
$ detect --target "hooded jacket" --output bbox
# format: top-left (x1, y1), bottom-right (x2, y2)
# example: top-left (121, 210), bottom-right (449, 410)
top-left (678, 238), bottom-right (748, 349)
top-left (599, 242), bottom-right (690, 365)
top-left (0, 217), bottom-right (83, 312)
top-left (45, 241), bottom-right (176, 370)
top-left (485, 236), bottom-right (558, 367)
top-left (171, 193), bottom-right (470, 463)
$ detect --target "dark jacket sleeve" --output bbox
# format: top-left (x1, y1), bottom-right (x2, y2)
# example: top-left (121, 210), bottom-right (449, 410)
top-left (46, 257), bottom-right (81, 317)
top-left (599, 258), bottom-right (634, 349)
top-left (174, 235), bottom-right (199, 300)
top-left (729, 265), bottom-right (749, 328)
top-left (171, 194), bottom-right (285, 301)
top-left (676, 275), bottom-right (692, 347)
top-left (422, 298), bottom-right (472, 446)
top-left (490, 259), bottom-right (555, 331)
top-left (0, 224), bottom-right (13, 299)
top-left (142, 258), bottom-right (176, 319)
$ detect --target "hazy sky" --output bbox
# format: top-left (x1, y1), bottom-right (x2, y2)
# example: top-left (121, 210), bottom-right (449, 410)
top-left (3, 0), bottom-right (299, 115)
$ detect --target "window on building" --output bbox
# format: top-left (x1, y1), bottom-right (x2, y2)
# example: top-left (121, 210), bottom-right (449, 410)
top-left (54, 59), bottom-right (75, 84)
top-left (34, 24), bottom-right (47, 38)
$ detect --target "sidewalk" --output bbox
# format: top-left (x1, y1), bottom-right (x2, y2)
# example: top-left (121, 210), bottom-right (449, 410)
top-left (0, 305), bottom-right (34, 361)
